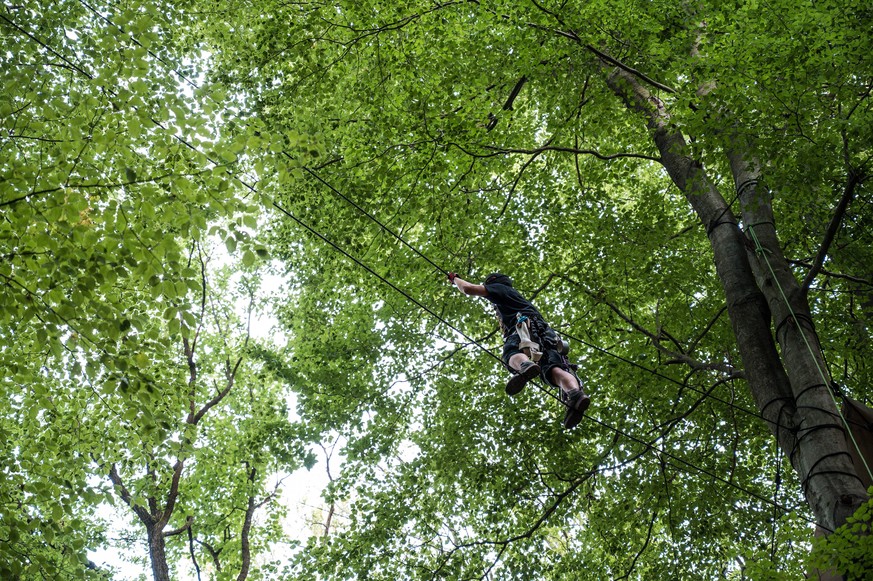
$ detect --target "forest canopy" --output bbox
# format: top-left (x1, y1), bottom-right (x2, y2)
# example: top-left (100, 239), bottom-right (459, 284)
top-left (1, 0), bottom-right (872, 579)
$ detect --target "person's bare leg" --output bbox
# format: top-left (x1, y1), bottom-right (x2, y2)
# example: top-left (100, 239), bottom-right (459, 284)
top-left (508, 353), bottom-right (530, 372)
top-left (550, 366), bottom-right (589, 429)
top-left (505, 353), bottom-right (540, 396)
top-left (548, 366), bottom-right (582, 394)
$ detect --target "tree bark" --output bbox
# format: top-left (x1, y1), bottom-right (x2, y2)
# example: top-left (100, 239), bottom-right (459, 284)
top-left (603, 66), bottom-right (869, 531)
top-left (148, 525), bottom-right (171, 581)
top-left (726, 147), bottom-right (868, 530)
top-left (238, 466), bottom-right (257, 581)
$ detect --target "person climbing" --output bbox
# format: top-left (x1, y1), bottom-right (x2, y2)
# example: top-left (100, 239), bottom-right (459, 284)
top-left (448, 272), bottom-right (591, 429)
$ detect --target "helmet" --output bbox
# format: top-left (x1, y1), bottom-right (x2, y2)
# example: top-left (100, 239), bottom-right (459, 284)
top-left (484, 272), bottom-right (513, 287)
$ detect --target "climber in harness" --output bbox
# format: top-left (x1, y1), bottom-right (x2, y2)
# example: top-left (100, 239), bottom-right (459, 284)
top-left (448, 272), bottom-right (591, 429)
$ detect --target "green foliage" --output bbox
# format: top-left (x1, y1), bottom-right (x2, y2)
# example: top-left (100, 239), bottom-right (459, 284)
top-left (1, 1), bottom-right (312, 577)
top-left (809, 489), bottom-right (873, 579)
top-left (192, 0), bottom-right (871, 577)
top-left (3, 0), bottom-right (872, 578)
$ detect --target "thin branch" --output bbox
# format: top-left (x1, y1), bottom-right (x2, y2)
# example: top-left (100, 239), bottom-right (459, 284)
top-left (594, 291), bottom-right (737, 375)
top-left (192, 368), bottom-right (237, 425)
top-left (189, 286), bottom-right (251, 424)
top-left (788, 259), bottom-right (872, 287)
top-left (319, 439), bottom-right (339, 536)
top-left (616, 504), bottom-right (658, 580)
top-left (497, 136), bottom-right (554, 217)
top-left (484, 143), bottom-right (660, 163)
top-left (188, 526), bottom-right (202, 581)
top-left (523, 19), bottom-right (676, 94)
top-left (801, 171), bottom-right (863, 296)
top-left (487, 76), bottom-right (528, 131)
top-left (654, 375), bottom-right (739, 432)
top-left (190, 242), bottom-right (209, 354)
top-left (0, 170), bottom-right (206, 208)
top-left (194, 538), bottom-right (222, 572)
top-left (237, 466), bottom-right (257, 581)
top-left (686, 305), bottom-right (727, 354)
top-left (157, 459), bottom-right (185, 530)
top-left (108, 464), bottom-right (154, 525)
top-left (164, 515), bottom-right (194, 538)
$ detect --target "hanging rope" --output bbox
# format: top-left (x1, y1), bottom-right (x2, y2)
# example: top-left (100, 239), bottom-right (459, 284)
top-left (770, 439), bottom-right (783, 564)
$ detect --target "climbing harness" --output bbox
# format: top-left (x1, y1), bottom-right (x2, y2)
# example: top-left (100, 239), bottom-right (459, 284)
top-left (515, 314), bottom-right (542, 362)
top-left (513, 313), bottom-right (583, 405)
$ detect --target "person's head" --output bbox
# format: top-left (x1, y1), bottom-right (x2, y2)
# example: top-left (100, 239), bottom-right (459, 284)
top-left (484, 272), bottom-right (513, 287)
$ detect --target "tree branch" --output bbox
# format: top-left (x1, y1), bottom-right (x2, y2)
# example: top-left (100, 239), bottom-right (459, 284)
top-left (616, 503), bottom-right (658, 580)
top-left (596, 291), bottom-right (738, 375)
top-left (164, 515), bottom-right (194, 538)
top-left (185, 525), bottom-right (202, 581)
top-left (497, 136), bottom-right (554, 217)
top-left (238, 466), bottom-right (257, 581)
top-left (788, 259), bottom-right (872, 287)
top-left (157, 459), bottom-right (185, 530)
top-left (108, 463), bottom-right (154, 525)
top-left (686, 305), bottom-right (728, 355)
top-left (191, 352), bottom-right (242, 424)
top-left (195, 538), bottom-right (222, 572)
top-left (523, 18), bottom-right (676, 94)
top-left (801, 171), bottom-right (863, 296)
top-left (483, 143), bottom-right (660, 163)
top-left (0, 170), bottom-right (208, 208)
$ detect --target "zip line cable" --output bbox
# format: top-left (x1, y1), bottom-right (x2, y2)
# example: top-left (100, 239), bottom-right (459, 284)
top-left (4, 10), bottom-right (826, 530)
top-left (298, 161), bottom-right (450, 277)
top-left (290, 166), bottom-right (818, 435)
top-left (300, 166), bottom-right (795, 426)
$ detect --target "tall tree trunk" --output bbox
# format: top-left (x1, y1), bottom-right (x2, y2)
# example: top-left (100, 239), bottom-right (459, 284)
top-left (147, 525), bottom-right (170, 581)
top-left (604, 66), bottom-right (868, 531)
top-left (238, 465), bottom-right (258, 581)
top-left (726, 148), bottom-right (868, 530)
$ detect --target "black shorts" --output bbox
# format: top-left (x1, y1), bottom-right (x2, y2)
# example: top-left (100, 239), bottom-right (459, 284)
top-left (502, 332), bottom-right (569, 388)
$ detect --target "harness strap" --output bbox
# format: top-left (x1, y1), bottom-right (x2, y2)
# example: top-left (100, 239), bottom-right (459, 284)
top-left (515, 315), bottom-right (543, 362)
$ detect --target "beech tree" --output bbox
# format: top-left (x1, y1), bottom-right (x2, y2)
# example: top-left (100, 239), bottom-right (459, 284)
top-left (1, 2), bottom-right (312, 578)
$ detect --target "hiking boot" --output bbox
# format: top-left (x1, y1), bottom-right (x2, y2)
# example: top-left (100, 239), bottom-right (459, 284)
top-left (505, 361), bottom-right (540, 396)
top-left (562, 389), bottom-right (591, 429)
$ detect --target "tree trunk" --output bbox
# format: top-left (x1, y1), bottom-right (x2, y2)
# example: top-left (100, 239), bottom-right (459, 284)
top-left (238, 494), bottom-right (255, 581)
top-left (604, 66), bottom-right (869, 531)
top-left (727, 150), bottom-right (868, 531)
top-left (147, 525), bottom-right (171, 581)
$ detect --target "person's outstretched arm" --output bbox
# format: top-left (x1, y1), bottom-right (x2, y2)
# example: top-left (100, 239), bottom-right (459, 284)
top-left (448, 273), bottom-right (488, 297)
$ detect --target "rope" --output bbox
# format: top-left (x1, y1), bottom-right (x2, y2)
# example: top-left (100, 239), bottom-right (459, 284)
top-left (746, 224), bottom-right (873, 483)
top-left (770, 436), bottom-right (783, 564)
top-left (273, 179), bottom-right (829, 524)
top-left (705, 191), bottom-right (741, 237)
top-left (292, 163), bottom-right (814, 435)
top-left (297, 163), bottom-right (449, 276)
